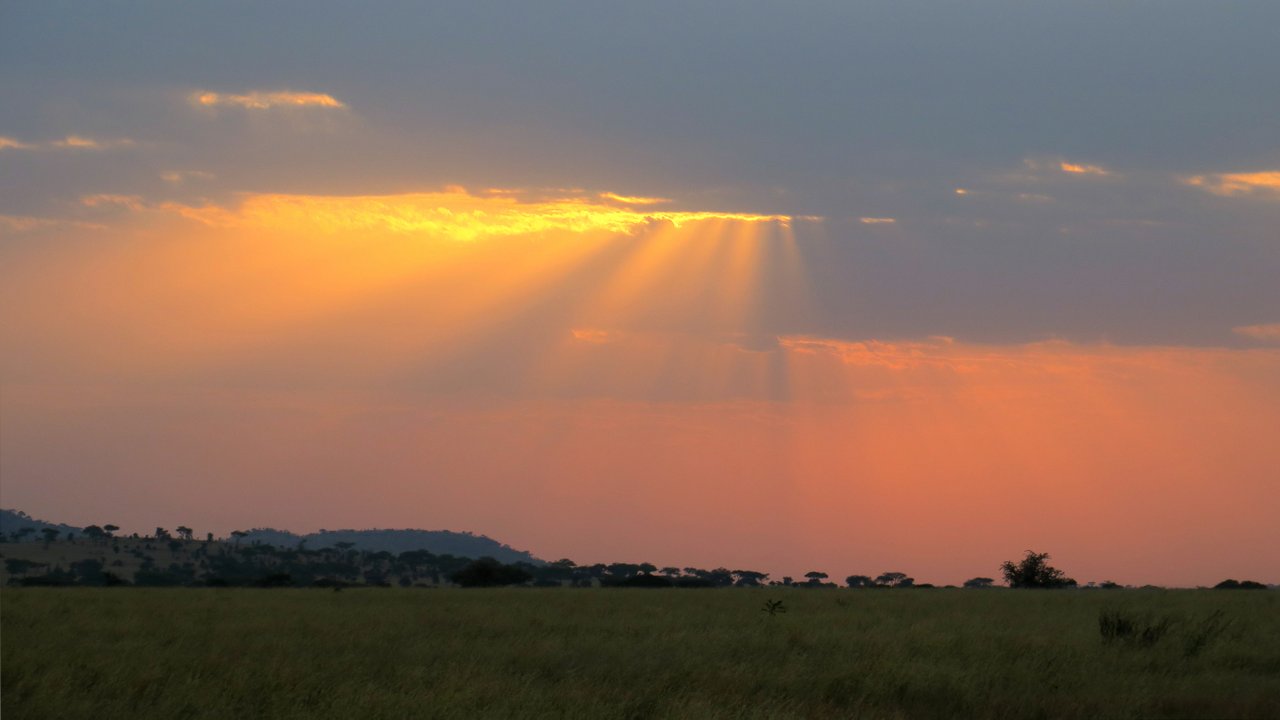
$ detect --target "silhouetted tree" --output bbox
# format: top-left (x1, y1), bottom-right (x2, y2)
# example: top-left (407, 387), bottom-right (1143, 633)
top-left (845, 575), bottom-right (875, 588)
top-left (176, 526), bottom-right (193, 541)
top-left (6, 558), bottom-right (43, 577)
top-left (1214, 579), bottom-right (1267, 590)
top-left (607, 562), bottom-right (641, 579)
top-left (71, 558), bottom-right (105, 585)
top-left (40, 528), bottom-right (60, 548)
top-left (963, 577), bottom-right (995, 589)
top-left (803, 571), bottom-right (829, 586)
top-left (1000, 551), bottom-right (1076, 588)
top-left (449, 557), bottom-right (532, 587)
top-left (102, 524), bottom-right (119, 537)
top-left (705, 568), bottom-right (735, 587)
top-left (733, 570), bottom-right (769, 587)
top-left (875, 572), bottom-right (913, 587)
top-left (154, 527), bottom-right (172, 540)
top-left (537, 558), bottom-right (576, 585)
top-left (615, 573), bottom-right (672, 588)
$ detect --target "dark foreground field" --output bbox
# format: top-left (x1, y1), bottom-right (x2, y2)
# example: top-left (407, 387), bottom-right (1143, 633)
top-left (3, 588), bottom-right (1278, 719)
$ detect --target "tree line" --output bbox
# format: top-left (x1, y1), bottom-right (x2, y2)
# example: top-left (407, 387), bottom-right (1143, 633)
top-left (2, 527), bottom-right (1271, 591)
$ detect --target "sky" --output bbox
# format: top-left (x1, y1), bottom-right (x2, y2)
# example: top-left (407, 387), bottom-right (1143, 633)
top-left (1, 2), bottom-right (1277, 586)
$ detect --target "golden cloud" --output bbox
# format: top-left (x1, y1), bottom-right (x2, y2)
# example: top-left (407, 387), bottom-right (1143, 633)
top-left (1059, 161), bottom-right (1111, 177)
top-left (0, 136), bottom-right (34, 151)
top-left (858, 217), bottom-right (896, 224)
top-left (190, 90), bottom-right (348, 110)
top-left (0, 134), bottom-right (134, 151)
top-left (1234, 323), bottom-right (1280, 342)
top-left (0, 214), bottom-right (106, 233)
top-left (1020, 157), bottom-right (1113, 177)
top-left (598, 192), bottom-right (672, 205)
top-left (571, 328), bottom-right (622, 344)
top-left (780, 336), bottom-right (961, 371)
top-left (160, 188), bottom-right (796, 239)
top-left (80, 194), bottom-right (148, 212)
top-left (159, 170), bottom-right (215, 184)
top-left (1183, 171), bottom-right (1280, 198)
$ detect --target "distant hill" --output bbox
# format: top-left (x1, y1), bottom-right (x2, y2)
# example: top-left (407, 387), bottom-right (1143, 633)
top-left (237, 527), bottom-right (543, 565)
top-left (1, 508), bottom-right (541, 565)
top-left (0, 509), bottom-right (83, 539)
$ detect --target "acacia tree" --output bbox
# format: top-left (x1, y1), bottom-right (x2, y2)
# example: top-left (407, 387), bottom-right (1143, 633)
top-left (964, 577), bottom-right (995, 589)
top-left (733, 570), bottom-right (769, 587)
top-left (1000, 551), bottom-right (1076, 588)
top-left (845, 575), bottom-right (875, 588)
top-left (176, 526), bottom-right (194, 541)
top-left (875, 572), bottom-right (914, 588)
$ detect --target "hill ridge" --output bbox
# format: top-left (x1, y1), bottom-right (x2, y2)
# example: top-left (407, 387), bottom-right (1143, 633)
top-left (1, 508), bottom-right (542, 565)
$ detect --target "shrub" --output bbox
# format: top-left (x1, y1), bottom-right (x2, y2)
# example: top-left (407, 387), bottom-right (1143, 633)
top-left (1183, 609), bottom-right (1232, 658)
top-left (1214, 579), bottom-right (1267, 590)
top-left (611, 573), bottom-right (673, 588)
top-left (1098, 610), bottom-right (1173, 648)
top-left (1001, 551), bottom-right (1076, 588)
top-left (449, 557), bottom-right (533, 587)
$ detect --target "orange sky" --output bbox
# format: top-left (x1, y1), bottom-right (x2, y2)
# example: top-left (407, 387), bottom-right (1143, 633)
top-left (2, 191), bottom-right (1277, 586)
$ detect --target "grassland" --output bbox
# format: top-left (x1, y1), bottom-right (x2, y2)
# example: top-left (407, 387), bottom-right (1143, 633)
top-left (3, 587), bottom-right (1278, 719)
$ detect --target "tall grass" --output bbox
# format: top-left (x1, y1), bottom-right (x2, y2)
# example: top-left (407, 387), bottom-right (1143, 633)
top-left (2, 588), bottom-right (1277, 719)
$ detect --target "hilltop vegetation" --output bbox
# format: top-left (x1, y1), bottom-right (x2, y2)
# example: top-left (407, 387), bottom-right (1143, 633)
top-left (238, 526), bottom-right (539, 564)
top-left (0, 508), bottom-right (538, 565)
top-left (0, 509), bottom-right (82, 539)
top-left (3, 510), bottom-right (1274, 591)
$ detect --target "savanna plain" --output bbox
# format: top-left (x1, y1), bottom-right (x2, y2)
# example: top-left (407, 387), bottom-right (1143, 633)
top-left (3, 587), bottom-right (1278, 719)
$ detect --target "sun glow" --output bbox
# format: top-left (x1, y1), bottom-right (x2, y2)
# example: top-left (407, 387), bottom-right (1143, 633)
top-left (166, 189), bottom-right (794, 239)
top-left (8, 187), bottom-right (807, 401)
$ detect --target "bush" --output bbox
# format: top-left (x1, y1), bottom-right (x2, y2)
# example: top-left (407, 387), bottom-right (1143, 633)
top-left (611, 573), bottom-right (672, 588)
top-left (1214, 579), bottom-right (1267, 590)
top-left (1098, 610), bottom-right (1173, 648)
top-left (134, 569), bottom-right (185, 587)
top-left (254, 573), bottom-right (294, 588)
top-left (1184, 609), bottom-right (1232, 658)
top-left (449, 557), bottom-right (533, 587)
top-left (1001, 551), bottom-right (1076, 588)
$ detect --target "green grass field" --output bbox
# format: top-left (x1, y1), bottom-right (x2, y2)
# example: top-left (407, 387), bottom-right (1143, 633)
top-left (3, 588), bottom-right (1278, 719)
